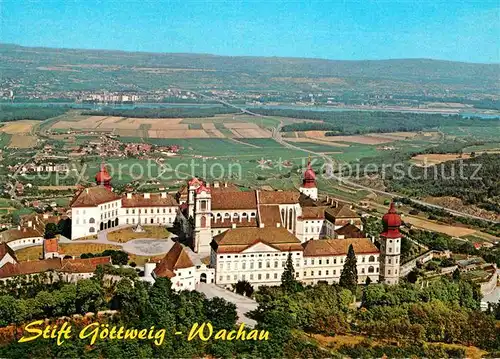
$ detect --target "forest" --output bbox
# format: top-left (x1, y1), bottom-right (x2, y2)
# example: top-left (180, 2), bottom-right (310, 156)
top-left (81, 106), bottom-right (240, 118)
top-left (386, 154), bottom-right (500, 213)
top-left (0, 105), bottom-right (68, 122)
top-left (252, 108), bottom-right (499, 135)
top-left (0, 250), bottom-right (498, 358)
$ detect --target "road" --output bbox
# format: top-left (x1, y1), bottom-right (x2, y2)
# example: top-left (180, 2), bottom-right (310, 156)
top-left (196, 282), bottom-right (257, 327)
top-left (189, 90), bottom-right (498, 225)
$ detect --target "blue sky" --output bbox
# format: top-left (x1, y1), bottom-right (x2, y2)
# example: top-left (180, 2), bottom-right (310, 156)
top-left (1, 0), bottom-right (499, 63)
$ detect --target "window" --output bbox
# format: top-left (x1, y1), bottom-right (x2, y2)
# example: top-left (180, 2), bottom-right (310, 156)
top-left (369, 255), bottom-right (375, 262)
top-left (258, 262), bottom-right (262, 269)
top-left (361, 268), bottom-right (365, 274)
top-left (274, 273), bottom-right (278, 279)
top-left (258, 274), bottom-right (262, 280)
top-left (326, 270), bottom-right (329, 275)
top-left (266, 274), bottom-right (270, 279)
top-left (266, 261), bottom-right (270, 268)
top-left (250, 274), bottom-right (254, 280)
top-left (242, 262), bottom-right (246, 270)
top-left (274, 261), bottom-right (278, 268)
top-left (303, 271), bottom-right (307, 277)
top-left (250, 262), bottom-right (254, 269)
top-left (368, 266), bottom-right (374, 273)
top-left (311, 271), bottom-right (314, 276)
top-left (388, 258), bottom-right (392, 264)
top-left (388, 270), bottom-right (391, 275)
top-left (318, 270), bottom-right (322, 276)
top-left (319, 259), bottom-right (322, 265)
top-left (326, 259), bottom-right (329, 265)
top-left (304, 259), bottom-right (307, 265)
top-left (311, 259), bottom-right (315, 265)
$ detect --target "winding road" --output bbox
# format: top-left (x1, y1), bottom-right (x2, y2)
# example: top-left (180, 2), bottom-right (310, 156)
top-left (191, 90), bottom-right (498, 224)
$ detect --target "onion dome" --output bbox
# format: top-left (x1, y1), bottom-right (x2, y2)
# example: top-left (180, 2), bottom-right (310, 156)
top-left (196, 184), bottom-right (211, 194)
top-left (302, 160), bottom-right (317, 188)
top-left (188, 177), bottom-right (202, 187)
top-left (95, 163), bottom-right (112, 190)
top-left (381, 201), bottom-right (402, 238)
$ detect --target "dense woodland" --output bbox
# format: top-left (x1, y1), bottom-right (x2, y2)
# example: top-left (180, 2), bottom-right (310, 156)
top-left (256, 108), bottom-right (499, 135)
top-left (0, 105), bottom-right (68, 122)
top-left (81, 106), bottom-right (240, 118)
top-left (0, 250), bottom-right (498, 358)
top-left (387, 154), bottom-right (500, 213)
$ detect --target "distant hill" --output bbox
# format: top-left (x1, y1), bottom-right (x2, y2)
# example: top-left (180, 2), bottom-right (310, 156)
top-left (1, 43), bottom-right (499, 94)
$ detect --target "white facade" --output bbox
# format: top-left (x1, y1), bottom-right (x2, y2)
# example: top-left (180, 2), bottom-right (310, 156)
top-left (302, 253), bottom-right (379, 285)
top-left (71, 198), bottom-right (121, 239)
top-left (71, 192), bottom-right (178, 240)
top-left (212, 242), bottom-right (303, 288)
top-left (380, 236), bottom-right (401, 285)
top-left (211, 241), bottom-right (379, 289)
top-left (299, 186), bottom-right (318, 201)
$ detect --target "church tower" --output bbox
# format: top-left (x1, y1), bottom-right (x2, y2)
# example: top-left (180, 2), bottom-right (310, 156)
top-left (193, 183), bottom-right (212, 254)
top-left (379, 202), bottom-right (402, 285)
top-left (187, 177), bottom-right (202, 218)
top-left (95, 163), bottom-right (112, 190)
top-left (299, 159), bottom-right (318, 200)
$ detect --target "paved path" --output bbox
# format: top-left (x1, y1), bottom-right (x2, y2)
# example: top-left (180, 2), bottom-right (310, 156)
top-left (59, 226), bottom-right (178, 256)
top-left (196, 282), bottom-right (257, 327)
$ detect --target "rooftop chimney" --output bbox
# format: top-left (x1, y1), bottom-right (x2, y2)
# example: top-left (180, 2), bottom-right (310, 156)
top-left (276, 223), bottom-right (281, 228)
top-left (161, 192), bottom-right (167, 198)
top-left (224, 181), bottom-right (228, 188)
top-left (127, 193), bottom-right (132, 199)
top-left (28, 220), bottom-right (33, 228)
top-left (144, 193), bottom-right (150, 199)
top-left (231, 223), bottom-right (237, 229)
top-left (259, 223), bottom-right (265, 228)
top-left (213, 181), bottom-right (220, 188)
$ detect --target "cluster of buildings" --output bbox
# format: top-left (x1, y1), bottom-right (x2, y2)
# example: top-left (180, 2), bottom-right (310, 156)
top-left (8, 162), bottom-right (70, 175)
top-left (67, 136), bottom-right (179, 159)
top-left (0, 161), bottom-right (403, 290)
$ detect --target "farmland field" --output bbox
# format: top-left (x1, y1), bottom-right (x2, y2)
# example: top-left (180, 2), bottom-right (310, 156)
top-left (0, 120), bottom-right (39, 148)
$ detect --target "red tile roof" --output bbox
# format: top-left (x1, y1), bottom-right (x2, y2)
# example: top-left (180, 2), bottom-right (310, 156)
top-left (299, 206), bottom-right (327, 220)
top-left (211, 227), bottom-right (303, 254)
top-left (335, 223), bottom-right (364, 238)
top-left (0, 256), bottom-right (111, 278)
top-left (153, 242), bottom-right (194, 278)
top-left (258, 205), bottom-right (283, 227)
top-left (0, 243), bottom-right (17, 263)
top-left (211, 191), bottom-right (257, 210)
top-left (258, 190), bottom-right (301, 205)
top-left (302, 238), bottom-right (379, 257)
top-left (43, 238), bottom-right (59, 253)
top-left (70, 186), bottom-right (120, 207)
top-left (121, 193), bottom-right (178, 207)
top-left (0, 227), bottom-right (44, 243)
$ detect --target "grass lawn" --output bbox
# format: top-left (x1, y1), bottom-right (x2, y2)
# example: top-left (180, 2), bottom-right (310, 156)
top-left (59, 243), bottom-right (121, 256)
top-left (107, 225), bottom-right (170, 243)
top-left (14, 246), bottom-right (43, 261)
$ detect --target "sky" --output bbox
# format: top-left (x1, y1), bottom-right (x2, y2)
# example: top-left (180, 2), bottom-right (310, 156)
top-left (1, 0), bottom-right (499, 63)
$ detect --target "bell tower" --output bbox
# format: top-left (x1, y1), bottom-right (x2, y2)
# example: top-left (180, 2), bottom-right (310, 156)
top-left (379, 202), bottom-right (402, 285)
top-left (299, 158), bottom-right (318, 200)
top-left (95, 162), bottom-right (112, 191)
top-left (193, 183), bottom-right (212, 254)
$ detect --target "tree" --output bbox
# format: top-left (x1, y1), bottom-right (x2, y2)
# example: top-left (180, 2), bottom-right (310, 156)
top-left (44, 222), bottom-right (58, 239)
top-left (281, 251), bottom-right (300, 293)
top-left (339, 244), bottom-right (358, 294)
top-left (75, 279), bottom-right (104, 314)
top-left (233, 280), bottom-right (254, 297)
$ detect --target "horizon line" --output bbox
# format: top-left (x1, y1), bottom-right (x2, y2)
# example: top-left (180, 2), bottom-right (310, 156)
top-left (2, 42), bottom-right (498, 66)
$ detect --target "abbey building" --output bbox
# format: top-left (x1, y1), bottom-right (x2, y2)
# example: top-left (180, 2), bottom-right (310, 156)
top-left (67, 161), bottom-right (402, 288)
